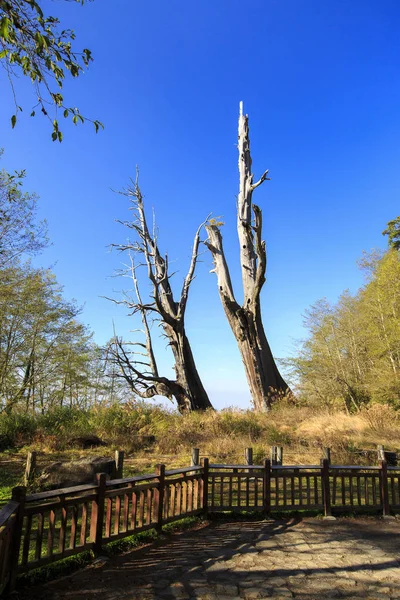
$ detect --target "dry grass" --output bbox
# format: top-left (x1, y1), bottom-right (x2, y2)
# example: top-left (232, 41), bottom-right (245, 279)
top-left (1, 403), bottom-right (400, 492)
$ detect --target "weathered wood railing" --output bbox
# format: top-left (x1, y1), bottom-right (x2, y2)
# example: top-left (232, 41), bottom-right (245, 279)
top-left (1, 458), bottom-right (399, 595)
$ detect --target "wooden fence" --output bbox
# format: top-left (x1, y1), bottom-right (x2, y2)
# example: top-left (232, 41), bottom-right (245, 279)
top-left (0, 458), bottom-right (399, 595)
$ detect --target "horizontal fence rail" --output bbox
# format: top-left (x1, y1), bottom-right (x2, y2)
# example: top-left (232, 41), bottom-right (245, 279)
top-left (1, 457), bottom-right (398, 596)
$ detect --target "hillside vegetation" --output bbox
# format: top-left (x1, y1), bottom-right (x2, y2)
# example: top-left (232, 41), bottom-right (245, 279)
top-left (1, 403), bottom-right (398, 475)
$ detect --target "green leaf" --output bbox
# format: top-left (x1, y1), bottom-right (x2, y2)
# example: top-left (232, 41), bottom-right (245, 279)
top-left (94, 121), bottom-right (104, 133)
top-left (0, 17), bottom-right (10, 41)
top-left (57, 131), bottom-right (63, 143)
top-left (0, 49), bottom-right (8, 59)
top-left (63, 109), bottom-right (69, 118)
top-left (51, 131), bottom-right (57, 141)
top-left (30, 110), bottom-right (36, 117)
top-left (11, 115), bottom-right (16, 129)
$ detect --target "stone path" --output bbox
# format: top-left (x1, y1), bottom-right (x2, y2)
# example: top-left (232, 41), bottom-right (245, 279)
top-left (16, 517), bottom-right (400, 599)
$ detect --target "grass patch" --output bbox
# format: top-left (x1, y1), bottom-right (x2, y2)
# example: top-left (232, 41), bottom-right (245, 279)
top-left (17, 551), bottom-right (93, 588)
top-left (0, 464), bottom-right (22, 507)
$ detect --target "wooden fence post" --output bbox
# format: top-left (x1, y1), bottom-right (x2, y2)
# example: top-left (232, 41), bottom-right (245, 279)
top-left (263, 459), bottom-right (271, 514)
top-left (191, 448), bottom-right (200, 466)
top-left (114, 450), bottom-right (124, 479)
top-left (321, 458), bottom-right (333, 518)
top-left (201, 458), bottom-right (209, 519)
top-left (24, 451), bottom-right (36, 486)
top-left (7, 486), bottom-right (26, 592)
top-left (91, 473), bottom-right (107, 553)
top-left (377, 444), bottom-right (385, 461)
top-left (323, 447), bottom-right (331, 464)
top-left (271, 446), bottom-right (283, 466)
top-left (380, 459), bottom-right (390, 517)
top-left (155, 464), bottom-right (166, 532)
top-left (245, 447), bottom-right (253, 466)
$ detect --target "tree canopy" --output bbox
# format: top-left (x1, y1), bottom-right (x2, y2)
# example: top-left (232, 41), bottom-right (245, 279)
top-left (383, 216), bottom-right (400, 251)
top-left (288, 247), bottom-right (400, 411)
top-left (0, 152), bottom-right (49, 266)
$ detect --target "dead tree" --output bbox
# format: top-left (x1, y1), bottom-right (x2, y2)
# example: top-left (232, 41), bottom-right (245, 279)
top-left (109, 173), bottom-right (213, 413)
top-left (205, 103), bottom-right (290, 411)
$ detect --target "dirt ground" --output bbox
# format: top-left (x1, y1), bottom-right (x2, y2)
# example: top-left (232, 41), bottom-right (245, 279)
top-left (15, 517), bottom-right (400, 600)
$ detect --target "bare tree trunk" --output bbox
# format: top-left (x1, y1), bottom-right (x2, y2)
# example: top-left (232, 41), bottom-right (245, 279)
top-left (109, 173), bottom-right (213, 413)
top-left (205, 103), bottom-right (290, 411)
top-left (165, 323), bottom-right (213, 412)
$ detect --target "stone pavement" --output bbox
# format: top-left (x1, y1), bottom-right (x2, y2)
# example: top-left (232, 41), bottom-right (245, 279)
top-left (17, 517), bottom-right (400, 600)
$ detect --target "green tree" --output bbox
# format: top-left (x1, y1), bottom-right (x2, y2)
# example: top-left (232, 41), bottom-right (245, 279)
top-left (0, 155), bottom-right (49, 266)
top-left (290, 248), bottom-right (400, 410)
top-left (0, 0), bottom-right (103, 140)
top-left (358, 249), bottom-right (400, 404)
top-left (383, 217), bottom-right (400, 251)
top-left (0, 262), bottom-right (113, 413)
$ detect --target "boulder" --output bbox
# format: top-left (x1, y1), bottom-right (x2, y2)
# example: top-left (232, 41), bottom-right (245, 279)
top-left (70, 435), bottom-right (107, 449)
top-left (38, 456), bottom-right (115, 490)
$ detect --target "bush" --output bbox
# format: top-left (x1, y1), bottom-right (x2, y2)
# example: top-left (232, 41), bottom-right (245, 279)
top-left (0, 412), bottom-right (38, 448)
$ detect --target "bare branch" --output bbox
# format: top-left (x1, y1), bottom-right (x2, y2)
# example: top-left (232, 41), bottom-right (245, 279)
top-left (250, 170), bottom-right (270, 191)
top-left (252, 204), bottom-right (267, 304)
top-left (129, 254), bottom-right (159, 378)
top-left (178, 214), bottom-right (211, 316)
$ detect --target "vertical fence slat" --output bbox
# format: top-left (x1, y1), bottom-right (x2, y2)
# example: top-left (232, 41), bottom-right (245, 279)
top-left (114, 495), bottom-right (121, 535)
top-left (80, 504), bottom-right (88, 547)
top-left (155, 464), bottom-right (165, 532)
top-left (91, 473), bottom-right (107, 554)
top-left (321, 459), bottom-right (332, 517)
top-left (123, 493), bottom-right (129, 533)
top-left (380, 460), bottom-right (390, 517)
top-left (105, 498), bottom-right (112, 538)
top-left (130, 490), bottom-right (137, 531)
top-left (59, 505), bottom-right (67, 555)
top-left (69, 505), bottom-right (78, 550)
top-left (6, 486), bottom-right (26, 593)
top-left (263, 459), bottom-right (271, 513)
top-left (35, 512), bottom-right (44, 560)
top-left (22, 514), bottom-right (32, 567)
top-left (201, 458), bottom-right (209, 519)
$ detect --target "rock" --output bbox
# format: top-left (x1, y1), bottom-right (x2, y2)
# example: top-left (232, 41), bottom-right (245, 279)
top-left (38, 456), bottom-right (116, 489)
top-left (70, 435), bottom-right (107, 449)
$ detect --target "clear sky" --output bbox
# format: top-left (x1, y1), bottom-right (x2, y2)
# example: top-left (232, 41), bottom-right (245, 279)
top-left (1, 0), bottom-right (399, 409)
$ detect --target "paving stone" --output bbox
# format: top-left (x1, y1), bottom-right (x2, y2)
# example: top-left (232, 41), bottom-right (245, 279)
top-left (241, 588), bottom-right (267, 599)
top-left (191, 587), bottom-right (217, 600)
top-left (214, 584), bottom-right (239, 595)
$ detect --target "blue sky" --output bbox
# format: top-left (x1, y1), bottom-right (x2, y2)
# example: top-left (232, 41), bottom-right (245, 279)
top-left (1, 0), bottom-right (399, 409)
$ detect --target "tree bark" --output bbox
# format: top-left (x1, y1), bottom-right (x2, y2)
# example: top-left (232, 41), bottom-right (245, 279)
top-left (110, 173), bottom-right (213, 413)
top-left (205, 103), bottom-right (290, 411)
top-left (165, 323), bottom-right (213, 412)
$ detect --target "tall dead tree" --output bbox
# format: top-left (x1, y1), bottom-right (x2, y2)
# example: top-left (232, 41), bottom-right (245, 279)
top-left (205, 103), bottom-right (290, 411)
top-left (109, 173), bottom-right (213, 413)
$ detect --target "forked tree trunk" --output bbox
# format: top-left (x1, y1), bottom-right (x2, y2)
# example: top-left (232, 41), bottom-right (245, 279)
top-left (109, 174), bottom-right (213, 413)
top-left (205, 103), bottom-right (290, 411)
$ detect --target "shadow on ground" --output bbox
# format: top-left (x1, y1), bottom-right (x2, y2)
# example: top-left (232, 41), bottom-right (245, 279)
top-left (16, 517), bottom-right (400, 599)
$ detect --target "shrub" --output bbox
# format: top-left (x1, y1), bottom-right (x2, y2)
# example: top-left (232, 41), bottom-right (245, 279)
top-left (0, 412), bottom-right (38, 448)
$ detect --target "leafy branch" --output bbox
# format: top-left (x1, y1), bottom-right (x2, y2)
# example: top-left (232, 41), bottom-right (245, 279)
top-left (0, 0), bottom-right (103, 140)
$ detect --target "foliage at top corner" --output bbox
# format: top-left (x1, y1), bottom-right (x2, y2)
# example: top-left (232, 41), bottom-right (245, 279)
top-left (383, 216), bottom-right (400, 251)
top-left (0, 0), bottom-right (103, 141)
